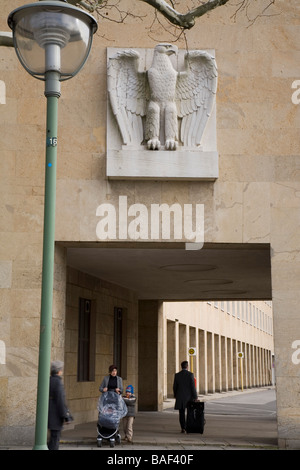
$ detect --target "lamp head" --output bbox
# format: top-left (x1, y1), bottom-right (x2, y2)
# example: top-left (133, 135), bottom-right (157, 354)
top-left (8, 1), bottom-right (97, 81)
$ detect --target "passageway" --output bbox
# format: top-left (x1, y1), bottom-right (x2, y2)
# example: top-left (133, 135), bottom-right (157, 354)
top-left (63, 242), bottom-right (271, 301)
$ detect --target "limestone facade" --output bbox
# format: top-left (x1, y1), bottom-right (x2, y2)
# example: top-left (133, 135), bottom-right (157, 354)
top-left (0, 0), bottom-right (300, 449)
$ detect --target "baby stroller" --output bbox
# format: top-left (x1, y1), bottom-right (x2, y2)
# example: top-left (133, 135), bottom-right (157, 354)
top-left (97, 390), bottom-right (127, 447)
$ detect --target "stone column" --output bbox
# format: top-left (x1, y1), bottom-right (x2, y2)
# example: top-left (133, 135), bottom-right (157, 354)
top-left (242, 342), bottom-right (247, 389)
top-left (138, 300), bottom-right (163, 411)
top-left (227, 337), bottom-right (233, 391)
top-left (207, 332), bottom-right (214, 393)
top-left (248, 343), bottom-right (252, 388)
top-left (253, 346), bottom-right (257, 387)
top-left (258, 347), bottom-right (262, 386)
top-left (221, 335), bottom-right (228, 392)
top-left (166, 320), bottom-right (176, 398)
top-left (195, 327), bottom-right (199, 393)
top-left (245, 343), bottom-right (249, 388)
top-left (163, 317), bottom-right (167, 400)
top-left (175, 320), bottom-right (179, 372)
top-left (214, 334), bottom-right (221, 392)
top-left (262, 349), bottom-right (266, 386)
top-left (179, 323), bottom-right (187, 365)
top-left (232, 340), bottom-right (238, 390)
top-left (198, 329), bottom-right (207, 394)
top-left (189, 326), bottom-right (197, 385)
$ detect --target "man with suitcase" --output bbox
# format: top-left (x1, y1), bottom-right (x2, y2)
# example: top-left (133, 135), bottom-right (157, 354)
top-left (173, 360), bottom-right (197, 433)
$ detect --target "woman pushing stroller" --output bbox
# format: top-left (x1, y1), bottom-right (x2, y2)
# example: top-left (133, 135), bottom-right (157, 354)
top-left (97, 365), bottom-right (127, 447)
top-left (99, 364), bottom-right (123, 395)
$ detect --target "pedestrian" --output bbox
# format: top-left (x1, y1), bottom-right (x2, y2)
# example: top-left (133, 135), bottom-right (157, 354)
top-left (122, 385), bottom-right (137, 443)
top-left (48, 360), bottom-right (70, 450)
top-left (99, 364), bottom-right (123, 395)
top-left (173, 360), bottom-right (197, 433)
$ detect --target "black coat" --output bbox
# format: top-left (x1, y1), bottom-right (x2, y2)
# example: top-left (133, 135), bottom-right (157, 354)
top-left (48, 375), bottom-right (68, 431)
top-left (173, 369), bottom-right (197, 410)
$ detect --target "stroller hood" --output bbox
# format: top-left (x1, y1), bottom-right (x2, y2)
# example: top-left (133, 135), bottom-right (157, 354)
top-left (97, 391), bottom-right (128, 429)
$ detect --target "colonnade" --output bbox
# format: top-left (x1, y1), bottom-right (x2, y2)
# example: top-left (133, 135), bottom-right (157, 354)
top-left (164, 319), bottom-right (273, 397)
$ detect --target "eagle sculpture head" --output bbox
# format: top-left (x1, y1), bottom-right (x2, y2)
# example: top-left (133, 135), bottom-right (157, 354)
top-left (154, 43), bottom-right (178, 56)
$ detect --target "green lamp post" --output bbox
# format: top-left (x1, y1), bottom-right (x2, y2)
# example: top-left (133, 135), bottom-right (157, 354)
top-left (8, 0), bottom-right (97, 450)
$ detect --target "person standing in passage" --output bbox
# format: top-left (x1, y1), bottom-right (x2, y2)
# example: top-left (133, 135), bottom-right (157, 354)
top-left (48, 361), bottom-right (69, 450)
top-left (173, 360), bottom-right (197, 433)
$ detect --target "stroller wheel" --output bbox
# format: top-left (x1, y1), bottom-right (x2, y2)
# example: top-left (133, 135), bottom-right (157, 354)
top-left (97, 438), bottom-right (102, 447)
top-left (109, 438), bottom-right (115, 447)
top-left (116, 433), bottom-right (121, 444)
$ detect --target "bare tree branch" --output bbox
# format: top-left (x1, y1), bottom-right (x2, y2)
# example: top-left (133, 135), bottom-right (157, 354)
top-left (68, 0), bottom-right (146, 22)
top-left (231, 0), bottom-right (277, 25)
top-left (67, 0), bottom-right (278, 31)
top-left (1, 1), bottom-right (279, 49)
top-left (69, 0), bottom-right (231, 29)
top-left (140, 0), bottom-right (230, 29)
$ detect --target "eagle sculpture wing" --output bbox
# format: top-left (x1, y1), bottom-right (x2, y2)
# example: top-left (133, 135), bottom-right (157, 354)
top-left (176, 51), bottom-right (218, 148)
top-left (108, 50), bottom-right (148, 146)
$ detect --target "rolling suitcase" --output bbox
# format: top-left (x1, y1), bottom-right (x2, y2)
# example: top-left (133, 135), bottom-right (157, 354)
top-left (186, 401), bottom-right (205, 434)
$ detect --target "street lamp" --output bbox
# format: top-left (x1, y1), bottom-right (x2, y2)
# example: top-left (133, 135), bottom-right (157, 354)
top-left (8, 0), bottom-right (97, 450)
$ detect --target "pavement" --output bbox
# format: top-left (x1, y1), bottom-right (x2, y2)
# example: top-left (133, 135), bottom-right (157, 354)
top-left (1, 387), bottom-right (278, 452)
top-left (61, 387), bottom-right (278, 451)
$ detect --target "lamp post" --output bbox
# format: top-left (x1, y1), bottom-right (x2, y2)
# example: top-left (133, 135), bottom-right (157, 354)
top-left (8, 0), bottom-right (97, 450)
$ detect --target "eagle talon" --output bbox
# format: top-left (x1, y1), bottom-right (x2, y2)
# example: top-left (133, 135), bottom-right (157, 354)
top-left (147, 138), bottom-right (161, 150)
top-left (165, 139), bottom-right (178, 150)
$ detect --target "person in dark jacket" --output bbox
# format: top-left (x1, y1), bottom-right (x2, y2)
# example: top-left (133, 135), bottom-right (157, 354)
top-left (99, 364), bottom-right (123, 395)
top-left (48, 361), bottom-right (68, 450)
top-left (173, 360), bottom-right (197, 433)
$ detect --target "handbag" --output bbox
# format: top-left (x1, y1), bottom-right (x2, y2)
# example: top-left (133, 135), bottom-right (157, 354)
top-left (64, 409), bottom-right (74, 423)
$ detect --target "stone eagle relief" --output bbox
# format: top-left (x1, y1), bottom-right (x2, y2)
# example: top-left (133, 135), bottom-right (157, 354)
top-left (108, 43), bottom-right (218, 152)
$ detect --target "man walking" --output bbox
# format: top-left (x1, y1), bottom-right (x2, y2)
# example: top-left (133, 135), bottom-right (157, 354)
top-left (173, 360), bottom-right (197, 433)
